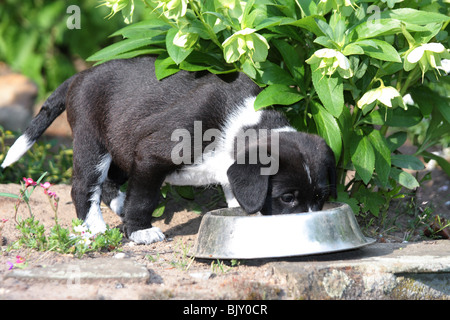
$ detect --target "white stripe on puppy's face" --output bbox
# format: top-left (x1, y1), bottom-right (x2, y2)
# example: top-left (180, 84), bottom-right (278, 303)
top-left (84, 154), bottom-right (112, 234)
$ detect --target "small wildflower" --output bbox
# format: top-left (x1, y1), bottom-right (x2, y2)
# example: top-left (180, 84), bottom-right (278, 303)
top-left (81, 237), bottom-right (92, 247)
top-left (23, 178), bottom-right (36, 187)
top-left (47, 191), bottom-right (57, 198)
top-left (15, 255), bottom-right (25, 264)
top-left (1, 218), bottom-right (8, 223)
top-left (74, 225), bottom-right (89, 234)
top-left (40, 182), bottom-right (52, 190)
top-left (6, 261), bottom-right (14, 270)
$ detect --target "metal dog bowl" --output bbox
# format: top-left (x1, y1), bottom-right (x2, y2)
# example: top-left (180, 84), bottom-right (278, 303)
top-left (194, 202), bottom-right (375, 259)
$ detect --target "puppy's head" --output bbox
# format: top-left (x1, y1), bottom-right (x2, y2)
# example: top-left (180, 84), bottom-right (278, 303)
top-left (227, 132), bottom-right (337, 215)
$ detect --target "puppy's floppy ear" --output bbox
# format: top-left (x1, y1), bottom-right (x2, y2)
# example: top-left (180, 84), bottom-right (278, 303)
top-left (227, 162), bottom-right (269, 214)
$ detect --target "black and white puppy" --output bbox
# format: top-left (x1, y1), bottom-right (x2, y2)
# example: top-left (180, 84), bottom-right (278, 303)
top-left (2, 56), bottom-right (336, 244)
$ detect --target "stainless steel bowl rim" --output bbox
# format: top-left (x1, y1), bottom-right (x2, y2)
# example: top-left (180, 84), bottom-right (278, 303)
top-left (194, 202), bottom-right (375, 259)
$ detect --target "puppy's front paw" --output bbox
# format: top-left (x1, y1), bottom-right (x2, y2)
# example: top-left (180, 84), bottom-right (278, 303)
top-left (129, 227), bottom-right (165, 244)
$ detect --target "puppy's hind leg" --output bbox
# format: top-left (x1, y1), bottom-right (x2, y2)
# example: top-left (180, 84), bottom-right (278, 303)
top-left (71, 139), bottom-right (111, 235)
top-left (101, 161), bottom-right (128, 219)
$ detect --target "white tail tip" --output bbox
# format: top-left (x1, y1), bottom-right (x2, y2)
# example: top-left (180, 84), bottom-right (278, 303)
top-left (1, 135), bottom-right (34, 169)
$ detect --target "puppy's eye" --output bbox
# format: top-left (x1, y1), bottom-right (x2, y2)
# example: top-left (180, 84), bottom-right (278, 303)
top-left (280, 193), bottom-right (295, 203)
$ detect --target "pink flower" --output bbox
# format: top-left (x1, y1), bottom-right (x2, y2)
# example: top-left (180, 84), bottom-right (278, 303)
top-left (15, 256), bottom-right (25, 264)
top-left (1, 218), bottom-right (8, 223)
top-left (7, 262), bottom-right (14, 270)
top-left (23, 178), bottom-right (36, 187)
top-left (40, 182), bottom-right (52, 189)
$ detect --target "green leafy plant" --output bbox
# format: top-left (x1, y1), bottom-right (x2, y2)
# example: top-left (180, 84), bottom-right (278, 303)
top-left (1, 175), bottom-right (123, 258)
top-left (0, 0), bottom-right (135, 98)
top-left (0, 127), bottom-right (73, 184)
top-left (88, 0), bottom-right (450, 221)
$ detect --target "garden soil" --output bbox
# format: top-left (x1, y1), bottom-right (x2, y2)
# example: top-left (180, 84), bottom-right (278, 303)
top-left (0, 184), bottom-right (288, 299)
top-left (0, 167), bottom-right (449, 300)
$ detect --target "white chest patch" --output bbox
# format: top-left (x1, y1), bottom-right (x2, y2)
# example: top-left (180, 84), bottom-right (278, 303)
top-left (164, 96), bottom-right (261, 187)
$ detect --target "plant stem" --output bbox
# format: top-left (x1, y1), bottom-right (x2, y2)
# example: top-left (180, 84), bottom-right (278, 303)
top-left (400, 67), bottom-right (420, 96)
top-left (380, 124), bottom-right (389, 137)
top-left (189, 1), bottom-right (223, 49)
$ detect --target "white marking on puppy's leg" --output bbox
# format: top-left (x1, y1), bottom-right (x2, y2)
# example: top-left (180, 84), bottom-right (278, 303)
top-left (129, 227), bottom-right (165, 244)
top-left (84, 188), bottom-right (107, 235)
top-left (84, 154), bottom-right (112, 235)
top-left (1, 135), bottom-right (34, 168)
top-left (222, 184), bottom-right (239, 208)
top-left (110, 191), bottom-right (126, 217)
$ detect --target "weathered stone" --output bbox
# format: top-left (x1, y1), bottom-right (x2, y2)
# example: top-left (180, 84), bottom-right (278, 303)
top-left (6, 258), bottom-right (150, 284)
top-left (272, 241), bottom-right (450, 299)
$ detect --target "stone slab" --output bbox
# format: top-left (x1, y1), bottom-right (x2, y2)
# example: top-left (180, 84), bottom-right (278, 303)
top-left (271, 240), bottom-right (450, 299)
top-left (5, 258), bottom-right (150, 284)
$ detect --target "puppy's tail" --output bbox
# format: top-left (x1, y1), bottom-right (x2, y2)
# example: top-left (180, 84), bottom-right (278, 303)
top-left (1, 76), bottom-right (75, 169)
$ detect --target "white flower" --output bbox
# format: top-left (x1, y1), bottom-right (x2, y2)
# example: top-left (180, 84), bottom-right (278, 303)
top-left (436, 59), bottom-right (450, 75)
top-left (404, 43), bottom-right (450, 79)
top-left (357, 85), bottom-right (406, 109)
top-left (306, 48), bottom-right (353, 78)
top-left (81, 237), bottom-right (92, 246)
top-left (222, 28), bottom-right (269, 63)
top-left (406, 43), bottom-right (445, 64)
top-left (402, 93), bottom-right (414, 106)
top-left (74, 225), bottom-right (89, 234)
top-left (173, 30), bottom-right (199, 49)
top-left (156, 0), bottom-right (188, 20)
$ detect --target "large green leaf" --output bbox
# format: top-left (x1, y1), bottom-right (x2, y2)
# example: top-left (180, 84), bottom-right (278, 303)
top-left (283, 16), bottom-right (325, 37)
top-left (390, 167), bottom-right (419, 189)
top-left (350, 132), bottom-right (375, 185)
top-left (367, 129), bottom-right (391, 188)
top-left (154, 54), bottom-right (179, 80)
top-left (110, 19), bottom-right (170, 39)
top-left (386, 132), bottom-right (407, 152)
top-left (311, 102), bottom-right (342, 162)
top-left (254, 84), bottom-right (304, 110)
top-left (295, 0), bottom-right (318, 17)
top-left (391, 154), bottom-right (424, 171)
top-left (350, 19), bottom-right (427, 40)
top-left (350, 19), bottom-right (403, 40)
top-left (355, 39), bottom-right (401, 63)
top-left (166, 28), bottom-right (194, 65)
top-left (311, 64), bottom-right (344, 117)
top-left (255, 61), bottom-right (296, 86)
top-left (381, 8), bottom-right (450, 25)
top-left (272, 40), bottom-right (305, 87)
top-left (87, 38), bottom-right (159, 62)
